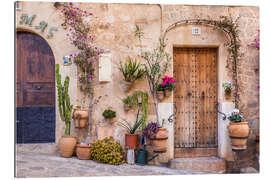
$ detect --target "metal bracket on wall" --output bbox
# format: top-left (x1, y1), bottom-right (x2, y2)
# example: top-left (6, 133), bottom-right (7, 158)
top-left (167, 103), bottom-right (178, 123)
top-left (215, 103), bottom-right (227, 120)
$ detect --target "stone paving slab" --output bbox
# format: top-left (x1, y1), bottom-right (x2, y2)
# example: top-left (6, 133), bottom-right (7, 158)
top-left (16, 150), bottom-right (203, 178)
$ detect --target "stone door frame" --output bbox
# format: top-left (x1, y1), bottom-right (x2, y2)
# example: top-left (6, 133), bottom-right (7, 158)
top-left (160, 24), bottom-right (235, 161)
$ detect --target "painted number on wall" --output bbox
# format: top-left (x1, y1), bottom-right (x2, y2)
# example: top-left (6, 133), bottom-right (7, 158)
top-left (19, 14), bottom-right (58, 39)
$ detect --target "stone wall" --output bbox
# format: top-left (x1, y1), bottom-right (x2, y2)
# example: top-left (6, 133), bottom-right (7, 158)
top-left (16, 2), bottom-right (259, 169)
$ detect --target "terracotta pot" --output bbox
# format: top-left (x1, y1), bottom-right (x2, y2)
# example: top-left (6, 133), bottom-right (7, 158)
top-left (156, 91), bottom-right (164, 100)
top-left (73, 109), bottom-right (88, 128)
top-left (150, 128), bottom-right (168, 153)
top-left (123, 104), bottom-right (131, 112)
top-left (164, 90), bottom-right (172, 97)
top-left (107, 117), bottom-right (116, 124)
top-left (125, 134), bottom-right (138, 149)
top-left (121, 80), bottom-right (133, 92)
top-left (76, 144), bottom-right (91, 160)
top-left (228, 122), bottom-right (249, 150)
top-left (58, 136), bottom-right (77, 158)
top-left (256, 134), bottom-right (259, 154)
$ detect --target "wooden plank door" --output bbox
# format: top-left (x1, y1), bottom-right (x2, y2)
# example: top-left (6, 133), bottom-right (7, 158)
top-left (173, 47), bottom-right (218, 157)
top-left (16, 32), bottom-right (55, 143)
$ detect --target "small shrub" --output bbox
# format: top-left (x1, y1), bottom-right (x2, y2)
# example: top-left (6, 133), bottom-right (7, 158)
top-left (102, 109), bottom-right (116, 119)
top-left (90, 137), bottom-right (125, 165)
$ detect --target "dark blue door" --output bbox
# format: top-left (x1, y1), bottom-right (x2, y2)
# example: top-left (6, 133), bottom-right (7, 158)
top-left (16, 32), bottom-right (55, 143)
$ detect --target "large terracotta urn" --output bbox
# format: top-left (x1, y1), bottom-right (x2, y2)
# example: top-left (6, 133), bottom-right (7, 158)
top-left (58, 136), bottom-right (77, 158)
top-left (73, 109), bottom-right (88, 128)
top-left (150, 128), bottom-right (168, 153)
top-left (228, 122), bottom-right (249, 150)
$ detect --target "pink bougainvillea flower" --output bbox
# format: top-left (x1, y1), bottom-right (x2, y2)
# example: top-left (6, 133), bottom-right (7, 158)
top-left (88, 75), bottom-right (93, 80)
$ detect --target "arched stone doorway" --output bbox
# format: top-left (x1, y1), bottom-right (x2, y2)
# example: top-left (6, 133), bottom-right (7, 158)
top-left (16, 31), bottom-right (56, 143)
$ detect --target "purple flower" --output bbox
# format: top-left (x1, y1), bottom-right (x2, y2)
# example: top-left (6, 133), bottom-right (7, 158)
top-left (88, 75), bottom-right (93, 80)
top-left (89, 13), bottom-right (93, 16)
top-left (69, 2), bottom-right (73, 6)
top-left (257, 85), bottom-right (260, 89)
top-left (69, 54), bottom-right (72, 57)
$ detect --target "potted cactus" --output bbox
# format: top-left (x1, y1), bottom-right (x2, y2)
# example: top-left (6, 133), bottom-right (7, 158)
top-left (55, 64), bottom-right (77, 158)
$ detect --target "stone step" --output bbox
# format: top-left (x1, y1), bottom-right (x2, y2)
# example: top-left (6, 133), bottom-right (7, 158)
top-left (16, 143), bottom-right (58, 155)
top-left (169, 157), bottom-right (226, 173)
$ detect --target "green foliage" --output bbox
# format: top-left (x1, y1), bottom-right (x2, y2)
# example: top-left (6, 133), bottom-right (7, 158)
top-left (156, 84), bottom-right (165, 91)
top-left (102, 109), bottom-right (116, 119)
top-left (118, 56), bottom-right (145, 83)
top-left (122, 96), bottom-right (132, 105)
top-left (134, 24), bottom-right (144, 39)
top-left (55, 64), bottom-right (73, 136)
top-left (164, 83), bottom-right (175, 91)
top-left (141, 92), bottom-right (148, 130)
top-left (117, 109), bottom-right (143, 134)
top-left (90, 137), bottom-right (125, 165)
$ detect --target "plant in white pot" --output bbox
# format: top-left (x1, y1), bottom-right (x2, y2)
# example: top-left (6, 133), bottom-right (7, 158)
top-left (56, 64), bottom-right (76, 158)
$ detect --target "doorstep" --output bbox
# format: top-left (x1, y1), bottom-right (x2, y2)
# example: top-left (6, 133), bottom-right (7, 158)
top-left (16, 143), bottom-right (58, 155)
top-left (169, 156), bottom-right (226, 174)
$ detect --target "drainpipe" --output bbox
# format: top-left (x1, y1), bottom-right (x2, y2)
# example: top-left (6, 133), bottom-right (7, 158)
top-left (156, 4), bottom-right (163, 39)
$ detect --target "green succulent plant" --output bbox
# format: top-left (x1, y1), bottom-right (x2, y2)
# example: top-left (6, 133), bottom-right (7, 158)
top-left (117, 109), bottom-right (143, 134)
top-left (102, 109), bottom-right (116, 119)
top-left (118, 56), bottom-right (145, 83)
top-left (90, 137), bottom-right (125, 165)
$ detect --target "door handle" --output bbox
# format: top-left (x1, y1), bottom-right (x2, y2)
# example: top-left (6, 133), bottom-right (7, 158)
top-left (36, 85), bottom-right (41, 90)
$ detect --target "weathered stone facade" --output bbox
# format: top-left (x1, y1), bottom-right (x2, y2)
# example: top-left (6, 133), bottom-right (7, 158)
top-left (16, 2), bottom-right (259, 171)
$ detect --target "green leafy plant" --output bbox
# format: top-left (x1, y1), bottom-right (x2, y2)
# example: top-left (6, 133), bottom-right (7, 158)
top-left (156, 84), bottom-right (165, 91)
top-left (90, 137), bottom-right (125, 165)
top-left (228, 109), bottom-right (243, 123)
top-left (117, 109), bottom-right (143, 134)
top-left (122, 96), bottom-right (132, 105)
top-left (164, 83), bottom-right (175, 91)
top-left (140, 39), bottom-right (171, 127)
top-left (118, 56), bottom-right (145, 83)
top-left (102, 109), bottom-right (116, 119)
top-left (55, 64), bottom-right (73, 136)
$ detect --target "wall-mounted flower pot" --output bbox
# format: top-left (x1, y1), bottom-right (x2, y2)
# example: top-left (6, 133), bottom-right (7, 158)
top-left (150, 128), bottom-right (168, 153)
top-left (228, 122), bottom-right (249, 150)
top-left (121, 80), bottom-right (133, 92)
top-left (125, 134), bottom-right (138, 149)
top-left (76, 144), bottom-right (91, 160)
top-left (156, 91), bottom-right (164, 100)
top-left (106, 117), bottom-right (116, 124)
top-left (123, 104), bottom-right (131, 112)
top-left (58, 136), bottom-right (77, 158)
top-left (224, 87), bottom-right (232, 100)
top-left (164, 90), bottom-right (172, 97)
top-left (73, 109), bottom-right (88, 128)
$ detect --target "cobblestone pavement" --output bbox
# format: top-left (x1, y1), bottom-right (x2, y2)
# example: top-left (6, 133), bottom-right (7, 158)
top-left (16, 150), bottom-right (202, 178)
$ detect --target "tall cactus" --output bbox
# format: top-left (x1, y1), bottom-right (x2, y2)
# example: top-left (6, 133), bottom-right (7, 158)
top-left (56, 64), bottom-right (73, 136)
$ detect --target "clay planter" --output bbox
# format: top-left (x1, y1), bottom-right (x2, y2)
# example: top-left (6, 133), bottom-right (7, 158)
top-left (76, 144), bottom-right (91, 160)
top-left (156, 91), bottom-right (164, 100)
top-left (106, 118), bottom-right (116, 124)
top-left (164, 90), bottom-right (172, 97)
top-left (58, 136), bottom-right (77, 158)
top-left (121, 80), bottom-right (133, 92)
top-left (73, 109), bottom-right (88, 128)
top-left (125, 134), bottom-right (138, 149)
top-left (228, 122), bottom-right (249, 150)
top-left (123, 104), bottom-right (131, 112)
top-left (150, 128), bottom-right (168, 153)
top-left (256, 134), bottom-right (259, 154)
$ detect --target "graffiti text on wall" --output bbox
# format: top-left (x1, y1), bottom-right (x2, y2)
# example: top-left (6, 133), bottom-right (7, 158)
top-left (19, 14), bottom-right (58, 39)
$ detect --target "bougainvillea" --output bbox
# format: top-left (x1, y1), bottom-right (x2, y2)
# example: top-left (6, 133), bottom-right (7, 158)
top-left (251, 29), bottom-right (260, 50)
top-left (60, 2), bottom-right (104, 93)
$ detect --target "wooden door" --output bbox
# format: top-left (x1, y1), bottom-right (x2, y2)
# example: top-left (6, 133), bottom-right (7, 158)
top-left (173, 48), bottom-right (218, 157)
top-left (16, 32), bottom-right (55, 143)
